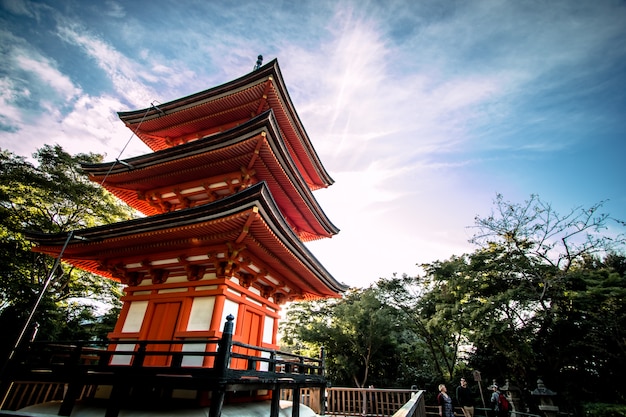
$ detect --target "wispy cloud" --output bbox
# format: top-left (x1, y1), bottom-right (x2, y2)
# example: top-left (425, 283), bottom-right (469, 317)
top-left (56, 24), bottom-right (156, 108)
top-left (14, 52), bottom-right (80, 100)
top-left (0, 0), bottom-right (624, 285)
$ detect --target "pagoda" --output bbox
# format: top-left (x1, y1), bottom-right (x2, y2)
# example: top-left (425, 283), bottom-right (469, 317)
top-left (6, 58), bottom-right (347, 416)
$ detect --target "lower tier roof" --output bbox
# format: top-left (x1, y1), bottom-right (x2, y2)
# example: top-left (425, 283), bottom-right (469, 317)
top-left (25, 182), bottom-right (348, 301)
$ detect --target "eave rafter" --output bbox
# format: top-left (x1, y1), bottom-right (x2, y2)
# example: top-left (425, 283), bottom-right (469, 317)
top-left (215, 241), bottom-right (247, 278)
top-left (254, 79), bottom-right (273, 116)
top-left (135, 95), bottom-right (261, 147)
top-left (118, 60), bottom-right (333, 188)
top-left (166, 119), bottom-right (249, 147)
top-left (87, 207), bottom-right (302, 299)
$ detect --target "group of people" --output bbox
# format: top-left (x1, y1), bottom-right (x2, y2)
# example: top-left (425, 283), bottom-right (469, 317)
top-left (437, 378), bottom-right (510, 417)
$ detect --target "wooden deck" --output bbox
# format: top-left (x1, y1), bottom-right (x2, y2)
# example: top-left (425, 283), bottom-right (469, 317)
top-left (0, 316), bottom-right (432, 417)
top-left (0, 316), bottom-right (326, 417)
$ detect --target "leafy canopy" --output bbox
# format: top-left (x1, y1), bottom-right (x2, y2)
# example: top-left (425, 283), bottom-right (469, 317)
top-left (0, 145), bottom-right (134, 357)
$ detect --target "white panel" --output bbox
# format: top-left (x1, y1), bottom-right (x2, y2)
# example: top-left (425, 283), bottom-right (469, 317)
top-left (195, 285), bottom-right (218, 291)
top-left (263, 316), bottom-right (274, 344)
top-left (209, 181), bottom-right (228, 189)
top-left (265, 275), bottom-right (279, 285)
top-left (186, 297), bottom-right (216, 331)
top-left (180, 186), bottom-right (204, 194)
top-left (157, 287), bottom-right (187, 294)
top-left (247, 298), bottom-right (262, 307)
top-left (220, 299), bottom-right (239, 333)
top-left (110, 342), bottom-right (135, 366)
top-left (121, 301), bottom-right (148, 333)
top-left (186, 255), bottom-right (209, 262)
top-left (227, 288), bottom-right (241, 297)
top-left (151, 258), bottom-right (178, 265)
top-left (259, 351), bottom-right (270, 371)
top-left (181, 342), bottom-right (207, 367)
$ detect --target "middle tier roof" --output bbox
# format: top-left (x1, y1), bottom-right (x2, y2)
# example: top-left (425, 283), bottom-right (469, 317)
top-left (82, 110), bottom-right (338, 242)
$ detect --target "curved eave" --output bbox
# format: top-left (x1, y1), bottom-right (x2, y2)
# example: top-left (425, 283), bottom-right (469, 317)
top-left (117, 59), bottom-right (333, 190)
top-left (82, 111), bottom-right (339, 240)
top-left (25, 182), bottom-right (348, 298)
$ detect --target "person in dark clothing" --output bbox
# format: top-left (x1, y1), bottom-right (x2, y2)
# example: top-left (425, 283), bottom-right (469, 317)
top-left (490, 385), bottom-right (510, 417)
top-left (437, 384), bottom-right (455, 417)
top-left (456, 377), bottom-right (475, 417)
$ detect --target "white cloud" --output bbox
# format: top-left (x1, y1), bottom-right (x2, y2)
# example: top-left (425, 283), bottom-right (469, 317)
top-left (56, 24), bottom-right (157, 108)
top-left (1, 0), bottom-right (36, 18)
top-left (104, 1), bottom-right (126, 19)
top-left (1, 0), bottom-right (624, 287)
top-left (14, 52), bottom-right (80, 100)
top-left (0, 77), bottom-right (26, 129)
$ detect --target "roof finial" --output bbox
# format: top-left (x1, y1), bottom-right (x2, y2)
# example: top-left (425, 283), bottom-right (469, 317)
top-left (254, 55), bottom-right (263, 70)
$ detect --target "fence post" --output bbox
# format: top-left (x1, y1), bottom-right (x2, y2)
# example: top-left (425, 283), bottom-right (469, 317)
top-left (318, 347), bottom-right (326, 415)
top-left (133, 341), bottom-right (147, 368)
top-left (292, 386), bottom-right (301, 417)
top-left (58, 343), bottom-right (84, 416)
top-left (209, 314), bottom-right (235, 417)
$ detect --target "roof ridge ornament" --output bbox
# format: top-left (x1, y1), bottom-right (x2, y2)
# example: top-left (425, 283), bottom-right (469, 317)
top-left (254, 55), bottom-right (263, 71)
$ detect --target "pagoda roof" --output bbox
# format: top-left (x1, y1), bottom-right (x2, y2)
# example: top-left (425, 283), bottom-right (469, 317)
top-left (82, 110), bottom-right (339, 241)
top-left (25, 182), bottom-right (348, 300)
top-left (117, 59), bottom-right (332, 191)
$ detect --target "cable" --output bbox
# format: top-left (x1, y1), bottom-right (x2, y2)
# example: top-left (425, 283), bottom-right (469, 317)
top-left (99, 102), bottom-right (163, 186)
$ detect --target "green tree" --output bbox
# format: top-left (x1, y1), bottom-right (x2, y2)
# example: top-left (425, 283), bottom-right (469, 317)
top-left (0, 145), bottom-right (133, 359)
top-left (281, 285), bottom-right (423, 388)
top-left (417, 195), bottom-right (626, 413)
top-left (376, 274), bottom-right (463, 382)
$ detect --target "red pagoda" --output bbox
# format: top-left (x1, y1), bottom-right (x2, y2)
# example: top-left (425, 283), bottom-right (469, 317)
top-left (2, 58), bottom-right (347, 417)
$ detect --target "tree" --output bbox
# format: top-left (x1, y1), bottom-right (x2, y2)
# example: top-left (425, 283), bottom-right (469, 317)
top-left (417, 195), bottom-right (626, 413)
top-left (376, 274), bottom-right (463, 382)
top-left (280, 285), bottom-right (424, 388)
top-left (0, 146), bottom-right (134, 359)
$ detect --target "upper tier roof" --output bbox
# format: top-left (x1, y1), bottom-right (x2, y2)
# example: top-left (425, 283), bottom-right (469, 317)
top-left (82, 110), bottom-right (339, 242)
top-left (25, 182), bottom-right (348, 300)
top-left (117, 59), bottom-right (332, 191)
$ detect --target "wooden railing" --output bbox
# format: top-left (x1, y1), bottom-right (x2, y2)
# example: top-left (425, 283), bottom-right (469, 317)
top-left (325, 387), bottom-right (423, 417)
top-left (0, 314), bottom-right (431, 417)
top-left (2, 382), bottom-right (428, 417)
top-left (392, 391), bottom-right (426, 417)
top-left (0, 315), bottom-right (326, 417)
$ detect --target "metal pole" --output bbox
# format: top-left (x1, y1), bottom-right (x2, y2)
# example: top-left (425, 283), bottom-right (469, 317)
top-left (5, 230), bottom-right (74, 362)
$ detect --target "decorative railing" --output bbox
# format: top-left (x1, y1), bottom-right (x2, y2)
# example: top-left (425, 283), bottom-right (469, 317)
top-left (325, 387), bottom-right (422, 417)
top-left (0, 315), bottom-right (432, 417)
top-left (392, 391), bottom-right (426, 417)
top-left (0, 315), bottom-right (326, 417)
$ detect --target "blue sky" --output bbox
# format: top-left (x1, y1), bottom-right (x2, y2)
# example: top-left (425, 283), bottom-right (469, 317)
top-left (1, 0), bottom-right (625, 288)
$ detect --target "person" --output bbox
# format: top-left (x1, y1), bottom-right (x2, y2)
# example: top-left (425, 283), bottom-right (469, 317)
top-left (437, 384), bottom-right (455, 417)
top-left (490, 384), bottom-right (509, 417)
top-left (456, 377), bottom-right (475, 417)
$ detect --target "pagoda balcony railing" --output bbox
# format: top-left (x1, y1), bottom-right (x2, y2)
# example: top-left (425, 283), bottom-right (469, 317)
top-left (0, 315), bottom-right (326, 417)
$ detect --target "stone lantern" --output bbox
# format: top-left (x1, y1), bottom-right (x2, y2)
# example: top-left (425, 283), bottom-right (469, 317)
top-left (501, 379), bottom-right (521, 416)
top-left (531, 379), bottom-right (559, 417)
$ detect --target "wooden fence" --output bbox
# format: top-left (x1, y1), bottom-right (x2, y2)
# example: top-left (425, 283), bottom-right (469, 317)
top-left (280, 386), bottom-right (426, 417)
top-left (326, 387), bottom-right (419, 417)
top-left (0, 315), bottom-right (326, 417)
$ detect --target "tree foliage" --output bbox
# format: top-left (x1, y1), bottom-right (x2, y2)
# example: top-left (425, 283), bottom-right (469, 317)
top-left (280, 286), bottom-right (433, 388)
top-left (420, 195), bottom-right (626, 412)
top-left (283, 194), bottom-right (625, 415)
top-left (0, 145), bottom-right (134, 359)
